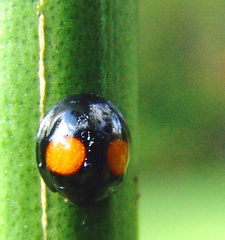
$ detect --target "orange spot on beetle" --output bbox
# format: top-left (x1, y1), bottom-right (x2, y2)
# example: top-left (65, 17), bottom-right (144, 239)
top-left (107, 139), bottom-right (129, 175)
top-left (46, 137), bottom-right (86, 175)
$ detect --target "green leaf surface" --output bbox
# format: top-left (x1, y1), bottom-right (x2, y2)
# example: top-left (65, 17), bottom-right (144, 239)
top-left (0, 1), bottom-right (138, 239)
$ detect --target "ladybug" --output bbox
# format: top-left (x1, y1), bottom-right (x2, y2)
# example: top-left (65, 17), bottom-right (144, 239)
top-left (36, 93), bottom-right (130, 206)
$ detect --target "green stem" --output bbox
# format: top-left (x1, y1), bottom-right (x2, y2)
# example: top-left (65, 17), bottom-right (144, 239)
top-left (0, 1), bottom-right (138, 239)
top-left (0, 1), bottom-right (41, 239)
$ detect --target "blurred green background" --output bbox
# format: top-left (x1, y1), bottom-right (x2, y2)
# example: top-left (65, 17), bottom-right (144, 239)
top-left (138, 1), bottom-right (225, 239)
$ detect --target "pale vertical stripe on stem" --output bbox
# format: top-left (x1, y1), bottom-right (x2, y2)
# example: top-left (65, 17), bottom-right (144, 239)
top-left (38, 7), bottom-right (47, 240)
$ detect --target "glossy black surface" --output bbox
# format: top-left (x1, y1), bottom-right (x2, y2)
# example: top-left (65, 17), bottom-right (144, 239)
top-left (36, 93), bottom-right (130, 206)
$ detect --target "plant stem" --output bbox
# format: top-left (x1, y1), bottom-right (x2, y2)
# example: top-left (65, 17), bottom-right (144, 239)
top-left (0, 1), bottom-right (138, 239)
